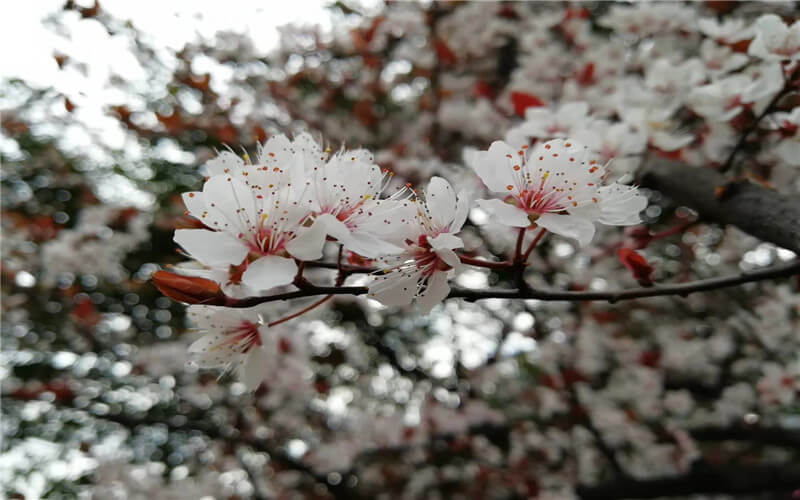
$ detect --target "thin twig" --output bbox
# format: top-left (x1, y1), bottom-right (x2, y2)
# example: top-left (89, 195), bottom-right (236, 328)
top-left (719, 65), bottom-right (799, 173)
top-left (220, 260), bottom-right (800, 307)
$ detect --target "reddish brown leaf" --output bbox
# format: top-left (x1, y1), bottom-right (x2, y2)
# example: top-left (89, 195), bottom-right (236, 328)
top-left (510, 91), bottom-right (545, 117)
top-left (618, 248), bottom-right (655, 286)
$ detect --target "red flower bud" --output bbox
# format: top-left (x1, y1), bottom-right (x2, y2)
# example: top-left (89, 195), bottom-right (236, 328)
top-left (618, 248), bottom-right (655, 287)
top-left (152, 270), bottom-right (225, 305)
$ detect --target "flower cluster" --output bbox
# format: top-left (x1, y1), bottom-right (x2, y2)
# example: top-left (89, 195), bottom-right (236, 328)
top-left (169, 132), bottom-right (647, 388)
top-left (175, 133), bottom-right (414, 298)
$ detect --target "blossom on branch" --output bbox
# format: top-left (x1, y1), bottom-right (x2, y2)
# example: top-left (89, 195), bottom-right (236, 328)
top-left (187, 305), bottom-right (269, 391)
top-left (368, 177), bottom-right (469, 313)
top-left (748, 14), bottom-right (800, 61)
top-left (687, 63), bottom-right (783, 121)
top-left (468, 139), bottom-right (647, 246)
top-left (175, 133), bottom-right (415, 297)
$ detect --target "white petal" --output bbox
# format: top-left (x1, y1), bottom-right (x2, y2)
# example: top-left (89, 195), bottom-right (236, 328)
top-left (776, 139), bottom-right (800, 166)
top-left (417, 272), bottom-right (451, 314)
top-left (651, 131), bottom-right (694, 151)
top-left (430, 233), bottom-right (463, 251)
top-left (368, 271), bottom-right (418, 307)
top-left (202, 175), bottom-right (258, 234)
top-left (536, 213), bottom-right (596, 247)
top-left (595, 184), bottom-right (648, 225)
top-left (451, 190), bottom-right (471, 233)
top-left (559, 101), bottom-right (590, 124)
top-left (240, 346), bottom-right (268, 391)
top-left (202, 151), bottom-right (244, 177)
top-left (435, 247), bottom-right (461, 269)
top-left (465, 141), bottom-right (519, 194)
top-left (182, 192), bottom-right (207, 221)
top-left (285, 217), bottom-right (330, 261)
top-left (174, 229), bottom-right (248, 267)
top-left (425, 177), bottom-right (457, 228)
top-left (343, 231), bottom-right (403, 258)
top-left (475, 199), bottom-right (530, 227)
top-left (241, 255), bottom-right (298, 291)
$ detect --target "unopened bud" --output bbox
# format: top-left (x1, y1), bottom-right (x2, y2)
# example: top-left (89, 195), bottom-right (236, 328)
top-left (152, 271), bottom-right (225, 305)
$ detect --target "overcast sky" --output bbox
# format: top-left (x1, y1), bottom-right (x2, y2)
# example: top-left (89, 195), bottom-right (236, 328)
top-left (0, 0), bottom-right (361, 86)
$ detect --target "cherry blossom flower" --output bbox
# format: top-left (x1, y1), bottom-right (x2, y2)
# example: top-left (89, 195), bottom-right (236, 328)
top-left (505, 101), bottom-right (593, 146)
top-left (699, 39), bottom-right (749, 78)
top-left (756, 362), bottom-right (797, 406)
top-left (598, 2), bottom-right (696, 37)
top-left (368, 177), bottom-right (469, 313)
top-left (467, 139), bottom-right (647, 246)
top-left (768, 107), bottom-right (800, 167)
top-left (187, 305), bottom-right (269, 391)
top-left (697, 17), bottom-right (754, 44)
top-left (687, 63), bottom-right (783, 121)
top-left (618, 104), bottom-right (694, 152)
top-left (748, 14), bottom-right (800, 61)
top-left (643, 58), bottom-right (706, 110)
top-left (176, 135), bottom-right (322, 295)
top-left (293, 140), bottom-right (416, 259)
top-left (572, 120), bottom-right (647, 175)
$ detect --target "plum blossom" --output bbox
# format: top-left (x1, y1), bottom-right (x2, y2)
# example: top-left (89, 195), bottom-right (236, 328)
top-left (756, 362), bottom-right (797, 406)
top-left (505, 101), bottom-right (593, 146)
top-left (294, 140), bottom-right (415, 258)
top-left (176, 133), bottom-right (414, 296)
top-left (768, 107), bottom-right (800, 167)
top-left (368, 177), bottom-right (469, 313)
top-left (618, 104), bottom-right (694, 152)
top-left (598, 2), bottom-right (697, 36)
top-left (572, 120), bottom-right (647, 176)
top-left (643, 58), bottom-right (706, 110)
top-left (176, 135), bottom-right (322, 295)
top-left (748, 14), bottom-right (800, 61)
top-left (699, 39), bottom-right (749, 78)
top-left (697, 17), bottom-right (754, 44)
top-left (187, 305), bottom-right (269, 391)
top-left (467, 139), bottom-right (647, 246)
top-left (687, 63), bottom-right (783, 121)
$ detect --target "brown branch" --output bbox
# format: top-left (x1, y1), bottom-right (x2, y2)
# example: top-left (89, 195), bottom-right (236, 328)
top-left (640, 160), bottom-right (800, 254)
top-left (576, 461), bottom-right (800, 499)
top-left (219, 259), bottom-right (800, 307)
top-left (719, 64), bottom-right (799, 174)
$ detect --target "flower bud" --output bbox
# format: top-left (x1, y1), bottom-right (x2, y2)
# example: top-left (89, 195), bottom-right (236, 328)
top-left (152, 270), bottom-right (225, 305)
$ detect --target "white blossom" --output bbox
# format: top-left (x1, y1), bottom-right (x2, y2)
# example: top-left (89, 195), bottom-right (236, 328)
top-left (187, 305), bottom-right (270, 391)
top-left (368, 177), bottom-right (469, 313)
top-left (468, 139), bottom-right (647, 246)
top-left (748, 14), bottom-right (800, 61)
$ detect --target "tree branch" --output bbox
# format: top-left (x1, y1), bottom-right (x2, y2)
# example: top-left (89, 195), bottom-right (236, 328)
top-left (576, 461), bottom-right (800, 499)
top-left (220, 259), bottom-right (800, 307)
top-left (639, 160), bottom-right (800, 254)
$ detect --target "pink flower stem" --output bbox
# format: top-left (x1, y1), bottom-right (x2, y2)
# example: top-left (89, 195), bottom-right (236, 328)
top-left (268, 295), bottom-right (333, 327)
top-left (521, 228), bottom-right (548, 263)
top-left (513, 227), bottom-right (527, 263)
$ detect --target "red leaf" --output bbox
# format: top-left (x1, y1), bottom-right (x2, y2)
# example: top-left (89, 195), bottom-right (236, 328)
top-left (435, 39), bottom-right (457, 65)
top-left (72, 296), bottom-right (101, 328)
top-left (575, 62), bottom-right (596, 86)
top-left (639, 350), bottom-right (661, 367)
top-left (510, 91), bottom-right (545, 117)
top-left (473, 81), bottom-right (495, 99)
top-left (618, 248), bottom-right (655, 286)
